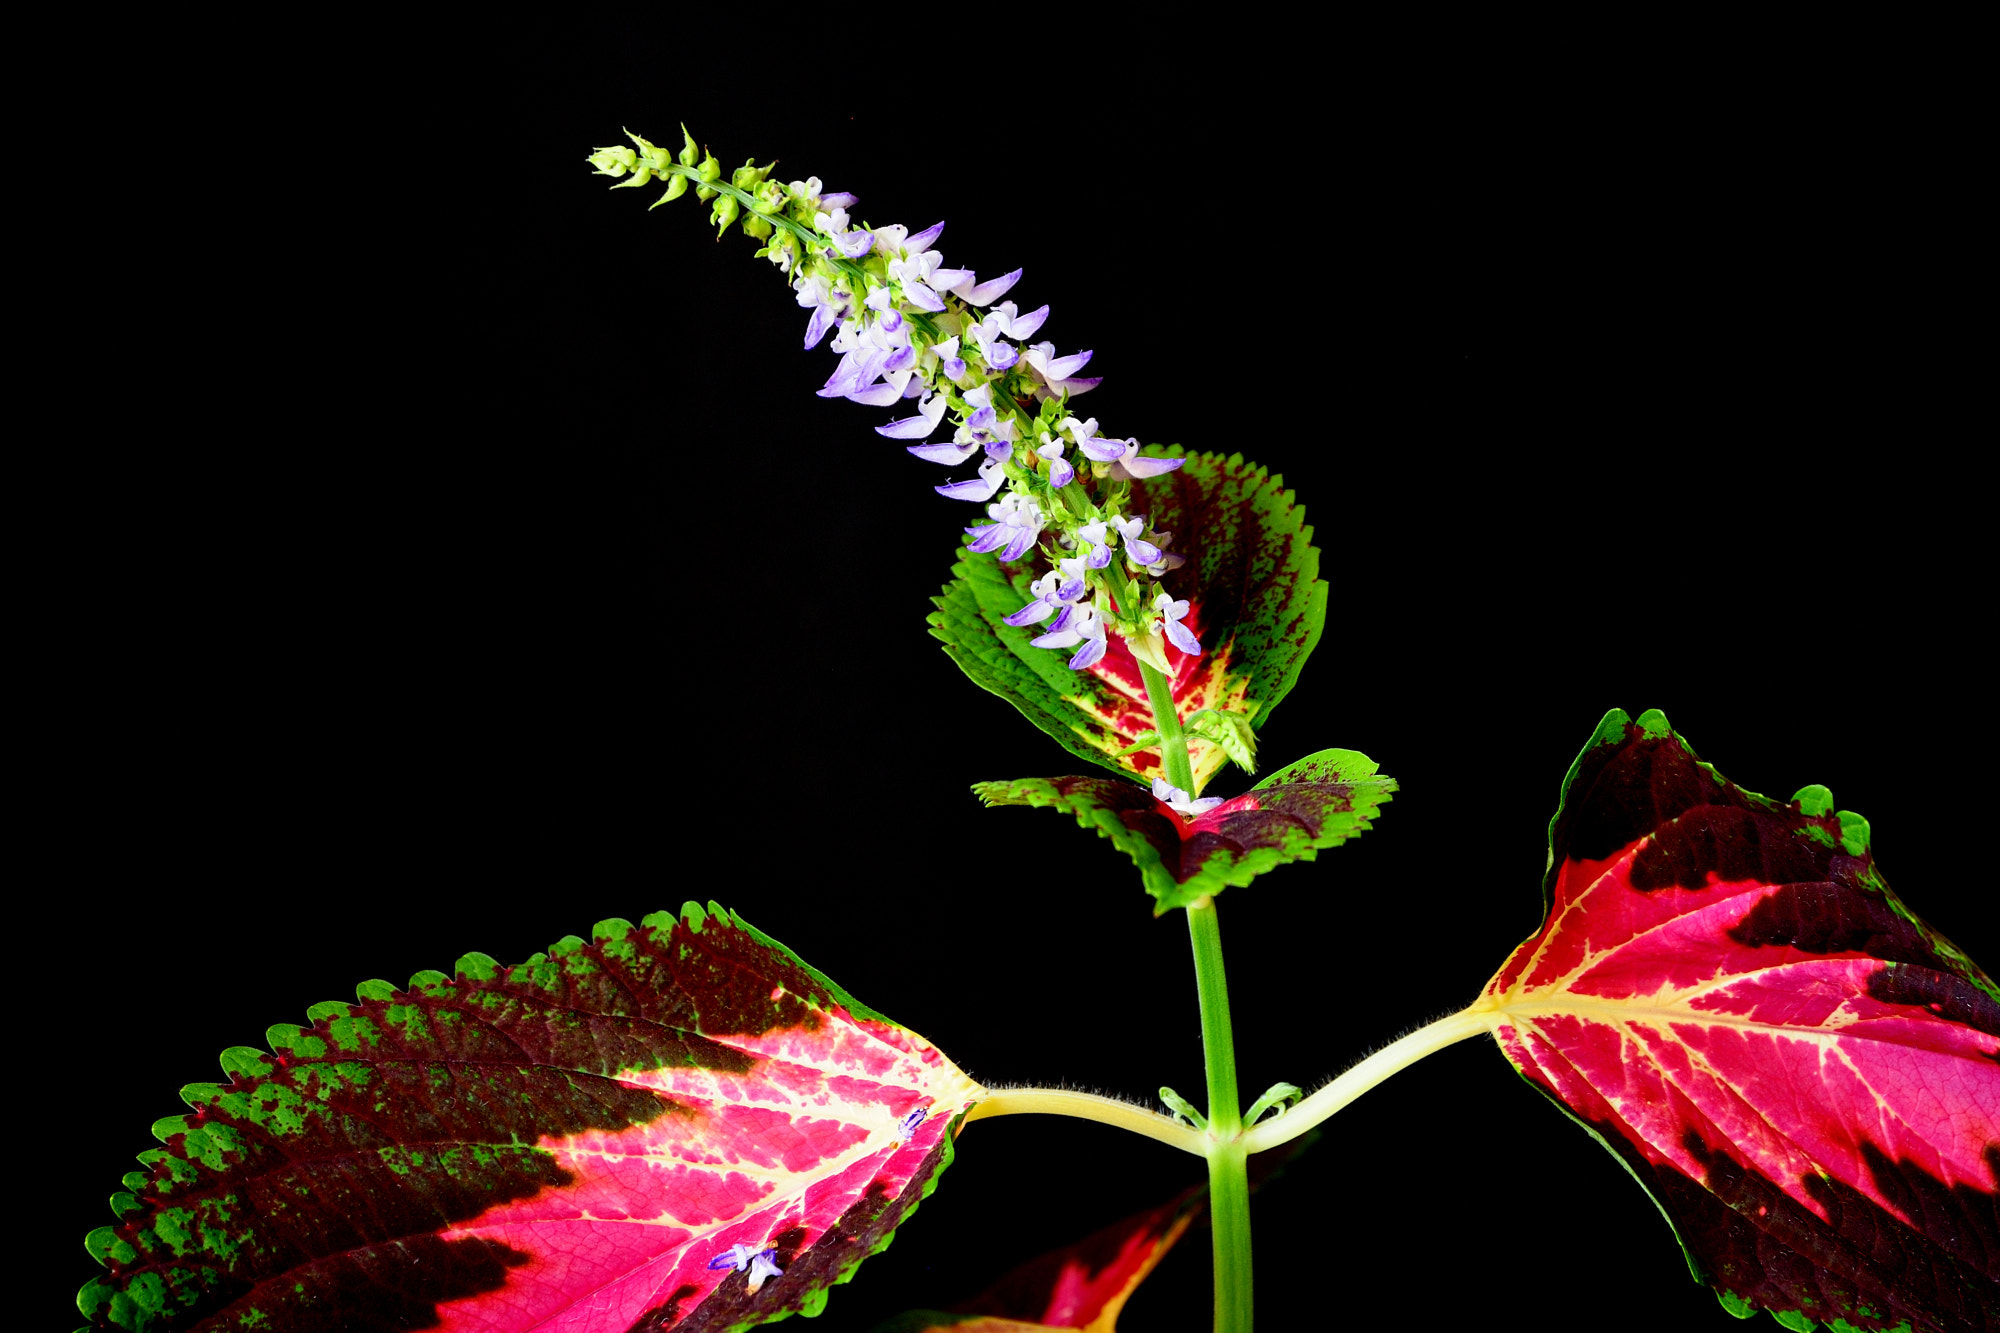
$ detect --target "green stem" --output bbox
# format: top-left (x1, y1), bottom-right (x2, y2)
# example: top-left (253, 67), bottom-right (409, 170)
top-left (1138, 657), bottom-right (1196, 794)
top-left (1135, 654), bottom-right (1247, 1330)
top-left (1187, 897), bottom-right (1251, 1333)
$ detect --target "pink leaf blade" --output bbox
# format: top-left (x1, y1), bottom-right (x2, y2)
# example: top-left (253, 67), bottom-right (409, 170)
top-left (1481, 709), bottom-right (1998, 1333)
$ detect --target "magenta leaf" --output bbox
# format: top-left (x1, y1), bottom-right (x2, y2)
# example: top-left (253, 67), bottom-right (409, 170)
top-left (79, 904), bottom-right (984, 1332)
top-left (974, 749), bottom-right (1394, 912)
top-left (1482, 709), bottom-right (1998, 1332)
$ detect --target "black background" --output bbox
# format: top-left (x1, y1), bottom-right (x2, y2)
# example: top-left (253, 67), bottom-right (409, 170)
top-left (56, 16), bottom-right (1987, 1332)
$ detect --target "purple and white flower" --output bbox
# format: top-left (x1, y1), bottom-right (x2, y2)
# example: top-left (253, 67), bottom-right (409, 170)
top-left (965, 492), bottom-right (1045, 561)
top-left (794, 273), bottom-right (855, 350)
top-left (1004, 566), bottom-right (1086, 626)
top-left (979, 301), bottom-right (1050, 344)
top-left (707, 1243), bottom-right (785, 1293)
top-left (1024, 342), bottom-right (1093, 386)
top-left (1152, 592), bottom-right (1202, 656)
top-left (1031, 604), bottom-right (1108, 670)
top-left (1108, 513), bottom-right (1162, 566)
top-left (877, 391), bottom-right (951, 440)
top-left (1104, 439), bottom-right (1185, 480)
top-left (928, 335), bottom-right (968, 383)
top-left (936, 455), bottom-right (1008, 502)
top-left (946, 267), bottom-right (1023, 307)
top-left (1075, 518), bottom-right (1116, 569)
top-left (1035, 434), bottom-right (1075, 489)
top-left (787, 176), bottom-right (856, 213)
top-left (1152, 777), bottom-right (1223, 818)
top-left (881, 221), bottom-right (948, 312)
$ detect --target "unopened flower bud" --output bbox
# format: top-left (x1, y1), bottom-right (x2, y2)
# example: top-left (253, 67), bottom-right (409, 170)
top-left (587, 145), bottom-right (637, 177)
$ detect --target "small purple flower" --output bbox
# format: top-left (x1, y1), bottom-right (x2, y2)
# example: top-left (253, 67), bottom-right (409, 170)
top-left (1152, 777), bottom-right (1223, 818)
top-left (1035, 436), bottom-right (1075, 489)
top-left (893, 1106), bottom-right (930, 1144)
top-left (1032, 605), bottom-right (1108, 670)
top-left (709, 1243), bottom-right (784, 1292)
top-left (965, 492), bottom-right (1045, 561)
top-left (971, 322), bottom-right (1019, 370)
top-left (930, 335), bottom-right (968, 383)
top-left (1004, 571), bottom-right (1066, 626)
top-left (794, 274), bottom-right (854, 350)
top-left (1109, 514), bottom-right (1162, 566)
top-left (1075, 519), bottom-right (1116, 569)
top-left (1153, 592), bottom-right (1202, 656)
top-left (936, 455), bottom-right (1007, 502)
top-left (1024, 342), bottom-right (1093, 385)
top-left (979, 301), bottom-right (1050, 342)
top-left (1105, 439), bottom-right (1185, 480)
top-left (877, 391), bottom-right (949, 440)
top-left (948, 267), bottom-right (1023, 307)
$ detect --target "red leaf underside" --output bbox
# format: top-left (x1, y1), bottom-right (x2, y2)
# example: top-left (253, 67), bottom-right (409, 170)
top-left (1483, 711), bottom-right (1998, 1333)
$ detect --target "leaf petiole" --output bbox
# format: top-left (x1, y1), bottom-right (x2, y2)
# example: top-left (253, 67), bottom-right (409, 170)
top-left (1242, 1006), bottom-right (1494, 1154)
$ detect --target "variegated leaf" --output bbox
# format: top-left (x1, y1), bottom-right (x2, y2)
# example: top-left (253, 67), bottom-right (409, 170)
top-left (931, 450), bottom-right (1325, 794)
top-left (79, 904), bottom-right (983, 1333)
top-left (1480, 709), bottom-right (1998, 1332)
top-left (974, 749), bottom-right (1393, 912)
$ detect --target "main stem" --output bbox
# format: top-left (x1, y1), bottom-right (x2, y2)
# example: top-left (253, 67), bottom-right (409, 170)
top-left (1188, 895), bottom-right (1251, 1333)
top-left (1137, 656), bottom-right (1250, 1333)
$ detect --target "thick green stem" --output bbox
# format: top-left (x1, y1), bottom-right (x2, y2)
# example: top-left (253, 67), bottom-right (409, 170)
top-left (1187, 897), bottom-right (1251, 1332)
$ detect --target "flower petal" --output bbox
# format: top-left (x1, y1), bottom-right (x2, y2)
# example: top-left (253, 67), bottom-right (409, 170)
top-left (907, 440), bottom-right (980, 464)
top-left (1164, 617), bottom-right (1203, 655)
top-left (961, 268), bottom-right (1022, 306)
top-left (1118, 454), bottom-right (1186, 478)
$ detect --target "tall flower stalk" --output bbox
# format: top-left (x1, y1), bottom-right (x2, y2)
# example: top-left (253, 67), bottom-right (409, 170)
top-left (591, 126), bottom-right (1264, 1330)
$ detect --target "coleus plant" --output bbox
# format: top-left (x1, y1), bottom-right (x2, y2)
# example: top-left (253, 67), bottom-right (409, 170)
top-left (76, 129), bottom-right (1997, 1332)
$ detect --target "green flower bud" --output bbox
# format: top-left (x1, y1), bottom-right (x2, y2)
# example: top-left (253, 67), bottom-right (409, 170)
top-left (696, 152), bottom-right (722, 201)
top-left (608, 163), bottom-right (654, 190)
top-left (587, 145), bottom-right (637, 178)
top-left (731, 158), bottom-right (774, 191)
top-left (678, 125), bottom-right (699, 167)
top-left (742, 214), bottom-right (773, 240)
top-left (711, 195), bottom-right (740, 234)
top-left (649, 173), bottom-right (688, 210)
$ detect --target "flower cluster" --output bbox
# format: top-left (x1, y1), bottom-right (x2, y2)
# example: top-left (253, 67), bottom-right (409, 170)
top-left (590, 129), bottom-right (1201, 675)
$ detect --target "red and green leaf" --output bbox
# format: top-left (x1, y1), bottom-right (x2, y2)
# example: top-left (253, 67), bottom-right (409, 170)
top-left (974, 749), bottom-right (1394, 912)
top-left (1482, 709), bottom-right (1998, 1332)
top-left (79, 904), bottom-right (984, 1333)
top-left (930, 450), bottom-right (1325, 793)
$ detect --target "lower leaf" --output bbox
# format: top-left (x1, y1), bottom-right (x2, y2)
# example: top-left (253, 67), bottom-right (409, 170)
top-left (80, 904), bottom-right (984, 1332)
